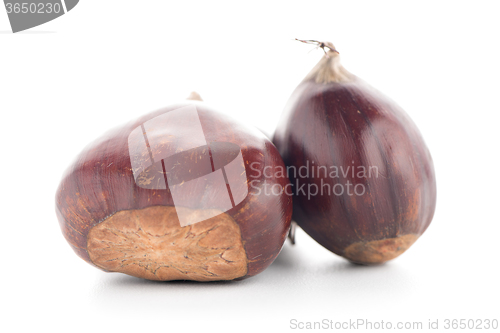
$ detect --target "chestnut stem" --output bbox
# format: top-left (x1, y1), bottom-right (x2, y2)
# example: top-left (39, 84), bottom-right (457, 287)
top-left (295, 38), bottom-right (339, 57)
top-left (298, 39), bottom-right (354, 84)
top-left (288, 221), bottom-right (297, 245)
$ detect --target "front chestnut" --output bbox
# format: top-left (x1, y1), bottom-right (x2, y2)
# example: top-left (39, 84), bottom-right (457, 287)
top-left (56, 97), bottom-right (292, 281)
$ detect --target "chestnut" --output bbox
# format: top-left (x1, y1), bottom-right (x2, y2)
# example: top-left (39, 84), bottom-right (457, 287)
top-left (273, 41), bottom-right (436, 264)
top-left (56, 94), bottom-right (292, 281)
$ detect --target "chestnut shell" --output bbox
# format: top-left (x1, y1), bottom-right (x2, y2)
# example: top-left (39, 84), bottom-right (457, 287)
top-left (273, 79), bottom-right (436, 264)
top-left (56, 101), bottom-right (292, 280)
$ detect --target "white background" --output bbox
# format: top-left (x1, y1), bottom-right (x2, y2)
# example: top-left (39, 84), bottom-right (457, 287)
top-left (1, 1), bottom-right (499, 332)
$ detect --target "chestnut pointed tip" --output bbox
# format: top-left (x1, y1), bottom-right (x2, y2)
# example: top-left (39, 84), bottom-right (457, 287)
top-left (295, 38), bottom-right (339, 55)
top-left (186, 91), bottom-right (203, 101)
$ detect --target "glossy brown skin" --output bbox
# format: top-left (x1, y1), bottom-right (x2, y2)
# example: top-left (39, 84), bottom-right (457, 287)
top-left (273, 78), bottom-right (436, 263)
top-left (56, 101), bottom-right (292, 279)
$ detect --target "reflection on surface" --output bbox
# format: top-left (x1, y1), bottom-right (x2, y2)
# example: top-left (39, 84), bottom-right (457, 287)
top-left (88, 228), bottom-right (416, 326)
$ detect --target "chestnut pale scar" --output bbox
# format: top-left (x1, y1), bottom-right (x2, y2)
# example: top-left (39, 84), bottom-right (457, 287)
top-left (343, 234), bottom-right (418, 265)
top-left (87, 206), bottom-right (248, 281)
